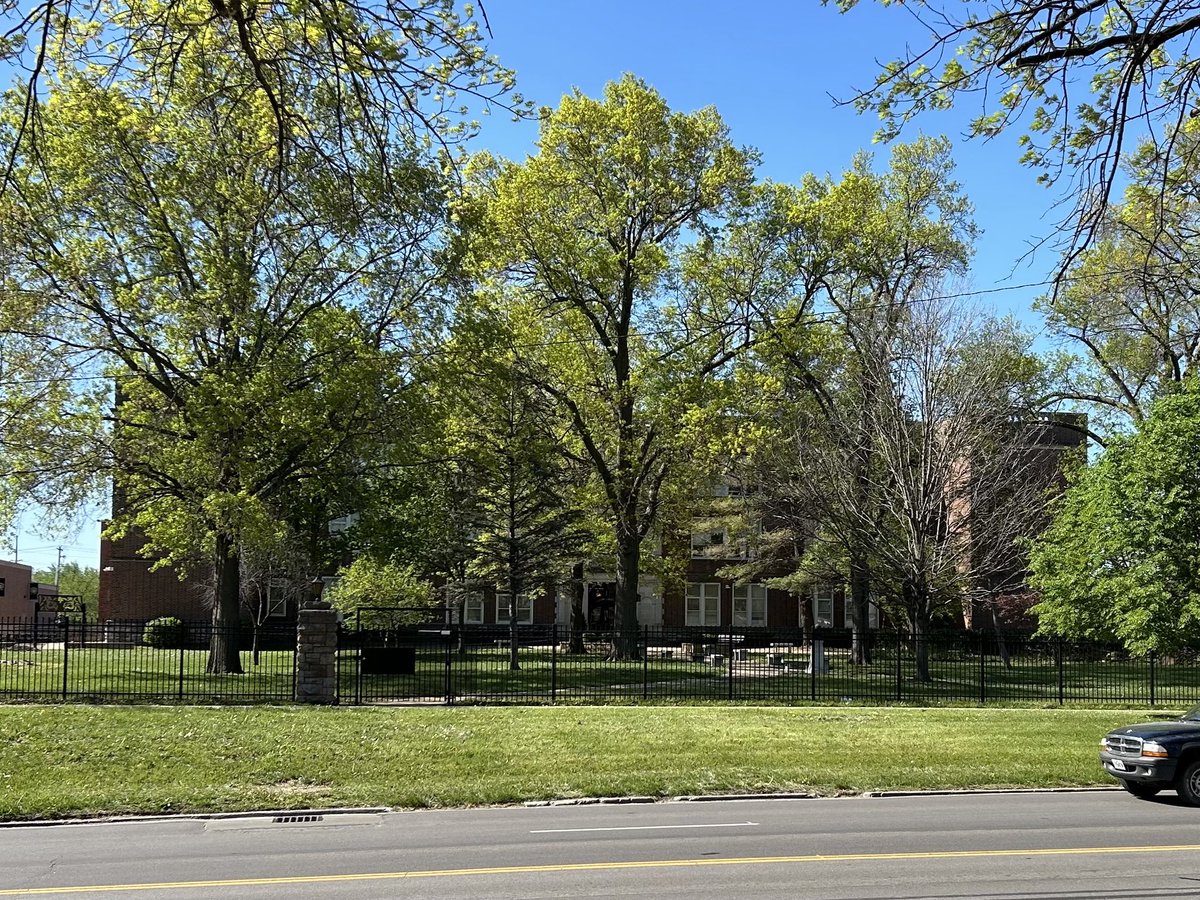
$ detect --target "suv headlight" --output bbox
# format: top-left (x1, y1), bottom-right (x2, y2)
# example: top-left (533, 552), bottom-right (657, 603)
top-left (1142, 741), bottom-right (1169, 758)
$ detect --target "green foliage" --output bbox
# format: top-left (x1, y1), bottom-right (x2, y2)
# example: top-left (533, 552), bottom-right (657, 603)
top-left (142, 617), bottom-right (187, 650)
top-left (1030, 382), bottom-right (1200, 653)
top-left (0, 0), bottom-right (525, 188)
top-left (325, 556), bottom-right (436, 628)
top-left (441, 302), bottom-right (591, 605)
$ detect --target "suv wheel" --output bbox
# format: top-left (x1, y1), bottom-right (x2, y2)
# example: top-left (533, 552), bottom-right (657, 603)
top-left (1120, 780), bottom-right (1163, 799)
top-left (1174, 760), bottom-right (1200, 805)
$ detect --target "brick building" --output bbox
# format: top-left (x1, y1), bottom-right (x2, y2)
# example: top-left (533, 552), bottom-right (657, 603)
top-left (98, 527), bottom-right (209, 622)
top-left (0, 560), bottom-right (58, 619)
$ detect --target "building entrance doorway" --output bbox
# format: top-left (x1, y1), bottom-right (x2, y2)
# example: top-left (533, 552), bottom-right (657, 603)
top-left (586, 582), bottom-right (616, 632)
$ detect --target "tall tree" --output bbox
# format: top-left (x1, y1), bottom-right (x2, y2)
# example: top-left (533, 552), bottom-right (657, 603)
top-left (838, 0), bottom-right (1200, 262)
top-left (712, 137), bottom-right (976, 664)
top-left (465, 75), bottom-right (756, 658)
top-left (0, 30), bottom-right (445, 672)
top-left (440, 300), bottom-right (591, 670)
top-left (1030, 380), bottom-right (1200, 655)
top-left (863, 302), bottom-right (1050, 679)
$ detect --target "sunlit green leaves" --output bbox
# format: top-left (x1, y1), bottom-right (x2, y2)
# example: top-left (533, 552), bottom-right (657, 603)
top-left (1031, 383), bottom-right (1200, 654)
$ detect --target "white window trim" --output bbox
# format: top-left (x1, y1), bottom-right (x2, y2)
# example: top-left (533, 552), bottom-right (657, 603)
top-left (840, 598), bottom-right (882, 629)
top-left (495, 592), bottom-right (533, 624)
top-left (733, 583), bottom-right (767, 627)
top-left (812, 586), bottom-right (834, 628)
top-left (686, 582), bottom-right (721, 627)
top-left (464, 593), bottom-right (484, 625)
top-left (265, 579), bottom-right (290, 618)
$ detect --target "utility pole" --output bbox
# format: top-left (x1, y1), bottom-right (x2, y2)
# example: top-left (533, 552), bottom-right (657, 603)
top-left (55, 546), bottom-right (64, 586)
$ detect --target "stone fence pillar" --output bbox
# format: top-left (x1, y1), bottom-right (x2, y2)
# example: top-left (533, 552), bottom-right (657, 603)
top-left (295, 602), bottom-right (339, 704)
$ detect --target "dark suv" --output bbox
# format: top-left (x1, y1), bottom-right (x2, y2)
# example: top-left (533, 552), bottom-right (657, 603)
top-left (1100, 705), bottom-right (1200, 803)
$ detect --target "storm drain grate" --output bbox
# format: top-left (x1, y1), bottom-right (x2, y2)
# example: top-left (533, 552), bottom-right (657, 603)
top-left (272, 815), bottom-right (325, 824)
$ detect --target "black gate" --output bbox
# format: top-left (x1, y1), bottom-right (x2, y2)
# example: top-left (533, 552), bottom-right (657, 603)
top-left (338, 607), bottom-right (453, 704)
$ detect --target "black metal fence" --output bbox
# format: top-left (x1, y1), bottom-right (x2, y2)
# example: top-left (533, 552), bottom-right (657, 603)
top-left (0, 617), bottom-right (296, 703)
top-left (4, 616), bottom-right (1198, 707)
top-left (337, 624), bottom-right (1200, 708)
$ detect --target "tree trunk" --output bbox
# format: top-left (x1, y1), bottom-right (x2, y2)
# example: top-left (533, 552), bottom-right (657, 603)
top-left (906, 578), bottom-right (931, 683)
top-left (611, 527), bottom-right (641, 660)
top-left (569, 563), bottom-right (586, 654)
top-left (990, 602), bottom-right (1011, 670)
top-left (207, 533), bottom-right (243, 674)
top-left (848, 553), bottom-right (872, 665)
top-left (913, 617), bottom-right (931, 683)
top-left (507, 574), bottom-right (521, 672)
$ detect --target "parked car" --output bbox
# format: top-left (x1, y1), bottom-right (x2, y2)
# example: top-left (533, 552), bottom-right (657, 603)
top-left (1100, 705), bottom-right (1200, 803)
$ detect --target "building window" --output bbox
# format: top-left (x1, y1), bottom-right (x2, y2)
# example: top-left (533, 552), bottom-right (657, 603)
top-left (265, 579), bottom-right (290, 618)
top-left (327, 512), bottom-right (361, 534)
top-left (690, 525), bottom-right (727, 558)
top-left (732, 584), bottom-right (767, 627)
top-left (686, 582), bottom-right (721, 626)
top-left (495, 593), bottom-right (533, 624)
top-left (464, 593), bottom-right (484, 624)
top-left (813, 586), bottom-right (834, 628)
top-left (840, 598), bottom-right (882, 629)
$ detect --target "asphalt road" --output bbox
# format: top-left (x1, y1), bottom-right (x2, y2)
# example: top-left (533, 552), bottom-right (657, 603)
top-left (3, 791), bottom-right (1199, 899)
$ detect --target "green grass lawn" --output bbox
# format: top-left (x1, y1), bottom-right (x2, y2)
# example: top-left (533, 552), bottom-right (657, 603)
top-left (0, 705), bottom-right (1154, 820)
top-left (0, 646), bottom-right (296, 701)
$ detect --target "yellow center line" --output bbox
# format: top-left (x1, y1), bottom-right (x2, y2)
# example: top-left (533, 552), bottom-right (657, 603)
top-left (4, 844), bottom-right (1200, 895)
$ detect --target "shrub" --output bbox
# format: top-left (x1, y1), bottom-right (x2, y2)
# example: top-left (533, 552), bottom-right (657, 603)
top-left (143, 617), bottom-right (187, 649)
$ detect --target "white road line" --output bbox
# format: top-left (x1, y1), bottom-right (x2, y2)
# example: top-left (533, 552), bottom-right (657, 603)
top-left (531, 821), bottom-right (759, 834)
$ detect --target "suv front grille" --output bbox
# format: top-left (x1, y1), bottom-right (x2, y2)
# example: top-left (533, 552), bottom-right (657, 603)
top-left (1106, 734), bottom-right (1143, 756)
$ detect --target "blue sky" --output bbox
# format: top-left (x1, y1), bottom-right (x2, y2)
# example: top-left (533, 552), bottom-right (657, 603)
top-left (12, 0), bottom-right (1069, 571)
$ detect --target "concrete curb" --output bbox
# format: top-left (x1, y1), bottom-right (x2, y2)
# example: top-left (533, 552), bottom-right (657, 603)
top-left (2, 788), bottom-right (1120, 827)
top-left (526, 786), bottom-right (1119, 806)
top-left (0, 807), bottom-right (390, 829)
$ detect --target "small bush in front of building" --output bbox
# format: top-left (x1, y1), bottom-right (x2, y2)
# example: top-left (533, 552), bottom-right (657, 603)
top-left (143, 617), bottom-right (187, 650)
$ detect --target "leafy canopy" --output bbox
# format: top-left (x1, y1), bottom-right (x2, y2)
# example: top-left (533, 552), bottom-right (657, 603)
top-left (1030, 380), bottom-right (1200, 654)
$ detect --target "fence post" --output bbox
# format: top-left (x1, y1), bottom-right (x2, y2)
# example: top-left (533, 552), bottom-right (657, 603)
top-left (979, 631), bottom-right (986, 705)
top-left (727, 629), bottom-right (735, 701)
top-left (178, 640), bottom-right (185, 701)
top-left (642, 625), bottom-right (649, 701)
top-left (1149, 649), bottom-right (1157, 706)
top-left (810, 631), bottom-right (817, 702)
top-left (551, 625), bottom-right (558, 704)
top-left (1056, 637), bottom-right (1065, 705)
top-left (295, 601), bottom-right (339, 704)
top-left (443, 628), bottom-right (452, 706)
top-left (895, 631), bottom-right (903, 701)
top-left (61, 619), bottom-right (69, 701)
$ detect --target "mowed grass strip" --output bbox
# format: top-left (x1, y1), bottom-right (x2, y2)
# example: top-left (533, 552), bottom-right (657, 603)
top-left (0, 705), bottom-right (1146, 820)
